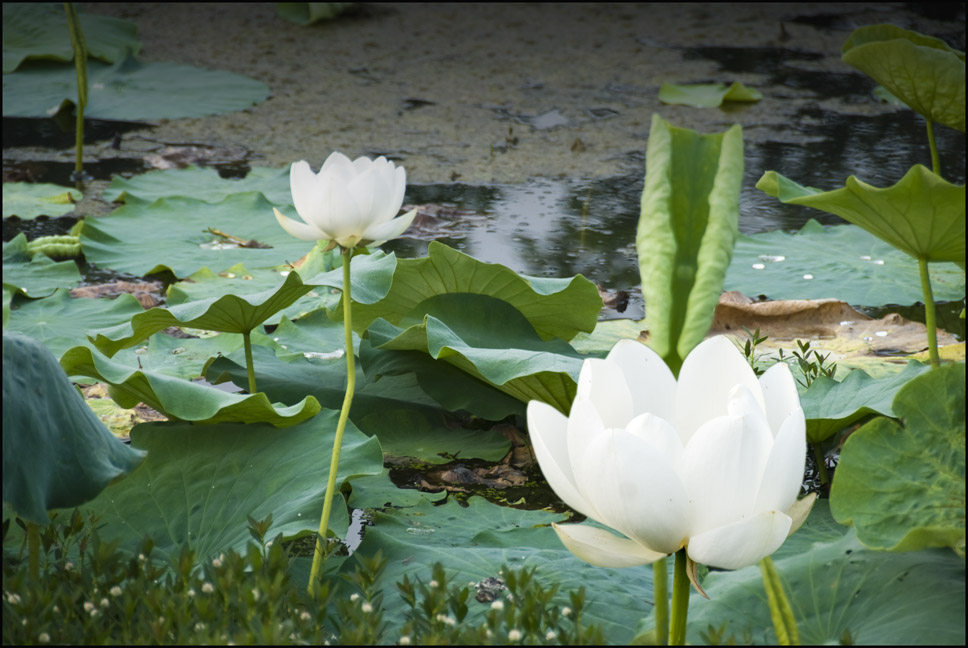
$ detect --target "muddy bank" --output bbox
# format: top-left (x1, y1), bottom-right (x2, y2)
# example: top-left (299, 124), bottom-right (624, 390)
top-left (28, 3), bottom-right (964, 183)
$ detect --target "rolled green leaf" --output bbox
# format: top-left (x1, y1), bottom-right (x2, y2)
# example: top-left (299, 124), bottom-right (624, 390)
top-left (842, 24), bottom-right (965, 132)
top-left (637, 114), bottom-right (743, 373)
top-left (658, 81), bottom-right (762, 108)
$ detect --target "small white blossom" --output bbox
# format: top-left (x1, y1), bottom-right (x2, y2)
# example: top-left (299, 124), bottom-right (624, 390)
top-left (212, 557), bottom-right (223, 568)
top-left (64, 562), bottom-right (75, 572)
top-left (491, 600), bottom-right (504, 611)
top-left (561, 606), bottom-right (572, 617)
top-left (6, 593), bottom-right (21, 605)
top-left (509, 629), bottom-right (522, 641)
top-left (350, 593), bottom-right (360, 602)
top-left (546, 630), bottom-right (558, 640)
top-left (99, 598), bottom-right (110, 608)
top-left (436, 613), bottom-right (456, 626)
top-left (251, 588), bottom-right (260, 602)
top-left (83, 601), bottom-right (95, 613)
top-left (201, 582), bottom-right (214, 594)
top-left (400, 637), bottom-right (411, 646)
top-left (89, 608), bottom-right (99, 618)
top-left (138, 554), bottom-right (146, 563)
top-left (187, 588), bottom-right (196, 598)
top-left (110, 585), bottom-right (123, 597)
top-left (195, 622), bottom-right (206, 632)
top-left (429, 580), bottom-right (439, 588)
top-left (361, 602), bottom-right (373, 614)
top-left (300, 611), bottom-right (311, 621)
top-left (38, 632), bottom-right (51, 643)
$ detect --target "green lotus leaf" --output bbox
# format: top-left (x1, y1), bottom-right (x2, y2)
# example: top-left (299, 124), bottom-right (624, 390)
top-left (345, 240), bottom-right (601, 342)
top-left (638, 114), bottom-right (743, 373)
top-left (2, 3), bottom-right (141, 74)
top-left (107, 331), bottom-right (244, 381)
top-left (78, 414), bottom-right (383, 564)
top-left (757, 167), bottom-right (966, 265)
top-left (88, 268), bottom-right (313, 356)
top-left (360, 338), bottom-right (525, 420)
top-left (102, 165), bottom-right (293, 206)
top-left (800, 360), bottom-right (932, 443)
top-left (60, 344), bottom-right (320, 426)
top-left (299, 249), bottom-right (397, 306)
top-left (686, 500), bottom-right (966, 645)
top-left (2, 234), bottom-right (81, 298)
top-left (658, 81), bottom-right (762, 108)
top-left (830, 363), bottom-right (966, 555)
top-left (2, 181), bottom-right (81, 219)
top-left (726, 219), bottom-right (965, 305)
top-left (841, 24), bottom-right (965, 132)
top-left (2, 332), bottom-right (145, 524)
top-left (79, 193), bottom-right (316, 278)
top-left (368, 293), bottom-right (584, 413)
top-left (3, 50), bottom-right (268, 120)
top-left (5, 288), bottom-right (143, 360)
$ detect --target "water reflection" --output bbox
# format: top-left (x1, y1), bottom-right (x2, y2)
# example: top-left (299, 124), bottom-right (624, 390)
top-left (387, 106), bottom-right (964, 321)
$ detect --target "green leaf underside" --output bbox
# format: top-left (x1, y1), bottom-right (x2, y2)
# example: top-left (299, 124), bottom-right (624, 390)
top-left (757, 167), bottom-right (966, 265)
top-left (3, 52), bottom-right (268, 120)
top-left (78, 414), bottom-right (383, 564)
top-left (638, 114), bottom-right (743, 370)
top-left (830, 363), bottom-right (966, 554)
top-left (841, 24), bottom-right (966, 132)
top-left (2, 182), bottom-right (81, 219)
top-left (60, 344), bottom-right (321, 427)
top-left (368, 293), bottom-right (583, 413)
top-left (726, 219), bottom-right (965, 305)
top-left (345, 241), bottom-right (601, 342)
top-left (3, 332), bottom-right (145, 524)
top-left (800, 360), bottom-right (932, 443)
top-left (658, 81), bottom-right (762, 108)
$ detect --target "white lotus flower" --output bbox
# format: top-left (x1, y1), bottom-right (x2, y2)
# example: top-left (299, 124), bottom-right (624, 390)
top-left (273, 152), bottom-right (417, 249)
top-left (527, 336), bottom-right (811, 571)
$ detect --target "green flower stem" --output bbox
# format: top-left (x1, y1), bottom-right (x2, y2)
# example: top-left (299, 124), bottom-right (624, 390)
top-left (925, 119), bottom-right (941, 176)
top-left (918, 257), bottom-right (940, 368)
top-left (760, 555), bottom-right (800, 645)
top-left (242, 330), bottom-right (257, 394)
top-left (669, 549), bottom-right (690, 645)
top-left (307, 248), bottom-right (356, 597)
top-left (811, 443), bottom-right (829, 486)
top-left (64, 3), bottom-right (88, 181)
top-left (27, 522), bottom-right (40, 582)
top-left (653, 557), bottom-right (669, 645)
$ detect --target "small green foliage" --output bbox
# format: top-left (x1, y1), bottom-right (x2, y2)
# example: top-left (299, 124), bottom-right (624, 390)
top-left (698, 622), bottom-right (753, 645)
top-left (740, 326), bottom-right (770, 376)
top-left (782, 339), bottom-right (838, 388)
top-left (3, 511), bottom-right (605, 645)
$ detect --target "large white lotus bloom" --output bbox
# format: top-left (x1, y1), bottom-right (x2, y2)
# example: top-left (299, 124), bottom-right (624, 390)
top-left (273, 152), bottom-right (417, 249)
top-left (527, 336), bottom-right (810, 571)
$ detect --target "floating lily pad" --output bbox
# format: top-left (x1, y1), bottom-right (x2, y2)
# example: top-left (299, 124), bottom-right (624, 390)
top-left (60, 344), bottom-right (321, 427)
top-left (348, 241), bottom-right (600, 341)
top-left (2, 3), bottom-right (141, 74)
top-left (2, 181), bottom-right (80, 219)
top-left (2, 331), bottom-right (145, 524)
top-left (3, 51), bottom-right (268, 120)
top-left (78, 414), bottom-right (383, 564)
top-left (79, 193), bottom-right (317, 278)
top-left (757, 166), bottom-right (966, 265)
top-left (726, 220), bottom-right (965, 305)
top-left (658, 81), bottom-right (762, 108)
top-left (842, 24), bottom-right (965, 132)
top-left (4, 288), bottom-right (143, 360)
top-left (830, 363), bottom-right (965, 555)
top-left (2, 234), bottom-right (81, 298)
top-left (102, 165), bottom-right (292, 205)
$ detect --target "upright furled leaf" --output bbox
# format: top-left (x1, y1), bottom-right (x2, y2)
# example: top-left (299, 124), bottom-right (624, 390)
top-left (637, 114), bottom-right (743, 373)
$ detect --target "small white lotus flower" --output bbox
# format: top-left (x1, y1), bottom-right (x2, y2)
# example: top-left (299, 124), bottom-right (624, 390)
top-left (273, 152), bottom-right (417, 249)
top-left (527, 336), bottom-right (812, 571)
